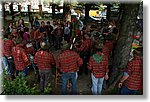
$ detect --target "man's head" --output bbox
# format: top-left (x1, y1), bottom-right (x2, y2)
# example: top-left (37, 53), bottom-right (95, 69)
top-left (104, 35), bottom-right (112, 41)
top-left (95, 39), bottom-right (104, 52)
top-left (41, 21), bottom-right (45, 27)
top-left (40, 41), bottom-right (50, 50)
top-left (53, 21), bottom-right (57, 25)
top-left (84, 34), bottom-right (90, 40)
top-left (15, 37), bottom-right (24, 45)
top-left (47, 21), bottom-right (50, 25)
top-left (61, 40), bottom-right (69, 50)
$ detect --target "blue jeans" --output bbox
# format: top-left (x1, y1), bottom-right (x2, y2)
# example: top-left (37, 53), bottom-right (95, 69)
top-left (120, 86), bottom-right (138, 95)
top-left (61, 72), bottom-right (77, 95)
top-left (16, 67), bottom-right (29, 78)
top-left (39, 70), bottom-right (52, 92)
top-left (5, 58), bottom-right (14, 75)
top-left (91, 73), bottom-right (104, 95)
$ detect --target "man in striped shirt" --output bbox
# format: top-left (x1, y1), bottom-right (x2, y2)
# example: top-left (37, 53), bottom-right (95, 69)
top-left (118, 48), bottom-right (143, 95)
top-left (88, 41), bottom-right (109, 95)
top-left (12, 37), bottom-right (30, 77)
top-left (57, 41), bottom-right (83, 95)
top-left (34, 41), bottom-right (55, 93)
top-left (3, 33), bottom-right (15, 79)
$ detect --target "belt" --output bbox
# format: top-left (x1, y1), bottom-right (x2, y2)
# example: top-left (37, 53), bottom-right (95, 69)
top-left (62, 71), bottom-right (76, 74)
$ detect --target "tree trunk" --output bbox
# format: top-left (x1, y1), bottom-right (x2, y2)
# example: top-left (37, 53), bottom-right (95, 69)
top-left (38, 5), bottom-right (42, 17)
top-left (106, 4), bottom-right (111, 21)
top-left (63, 3), bottom-right (66, 18)
top-left (52, 3), bottom-right (55, 19)
top-left (9, 3), bottom-right (14, 20)
top-left (85, 4), bottom-right (91, 20)
top-left (28, 5), bottom-right (31, 22)
top-left (105, 3), bottom-right (140, 92)
top-left (18, 5), bottom-right (21, 16)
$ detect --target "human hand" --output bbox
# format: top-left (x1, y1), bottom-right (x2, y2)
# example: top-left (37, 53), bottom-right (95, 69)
top-left (118, 82), bottom-right (123, 88)
top-left (104, 74), bottom-right (109, 80)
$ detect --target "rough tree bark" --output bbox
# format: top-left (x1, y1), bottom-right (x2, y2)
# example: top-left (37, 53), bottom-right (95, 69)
top-left (9, 2), bottom-right (14, 20)
top-left (63, 3), bottom-right (70, 19)
top-left (104, 3), bottom-right (140, 93)
top-left (52, 3), bottom-right (55, 19)
top-left (85, 3), bottom-right (91, 20)
top-left (106, 4), bottom-right (111, 21)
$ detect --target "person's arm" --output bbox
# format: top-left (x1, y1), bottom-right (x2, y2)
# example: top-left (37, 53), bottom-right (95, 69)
top-left (118, 73), bottom-right (129, 88)
top-left (118, 61), bottom-right (132, 88)
top-left (77, 54), bottom-right (83, 67)
top-left (34, 53), bottom-right (37, 64)
top-left (104, 56), bottom-right (109, 80)
top-left (87, 57), bottom-right (92, 70)
top-left (56, 55), bottom-right (60, 69)
top-left (50, 53), bottom-right (55, 66)
top-left (22, 49), bottom-right (30, 65)
top-left (33, 31), bottom-right (37, 40)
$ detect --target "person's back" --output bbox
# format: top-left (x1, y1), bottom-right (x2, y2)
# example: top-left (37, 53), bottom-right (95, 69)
top-left (104, 40), bottom-right (113, 53)
top-left (24, 42), bottom-right (35, 55)
top-left (34, 29), bottom-right (42, 42)
top-left (118, 49), bottom-right (143, 95)
top-left (57, 43), bottom-right (83, 94)
top-left (57, 50), bottom-right (82, 73)
top-left (124, 55), bottom-right (143, 90)
top-left (34, 19), bottom-right (40, 28)
top-left (23, 32), bottom-right (30, 44)
top-left (4, 38), bottom-right (14, 57)
top-left (34, 50), bottom-right (55, 70)
top-left (102, 44), bottom-right (109, 57)
top-left (64, 26), bottom-right (70, 35)
top-left (34, 41), bottom-right (55, 93)
top-left (46, 24), bottom-right (53, 35)
top-left (12, 44), bottom-right (29, 71)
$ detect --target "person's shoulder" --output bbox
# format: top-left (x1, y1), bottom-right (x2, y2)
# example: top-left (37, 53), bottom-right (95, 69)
top-left (12, 46), bottom-right (16, 50)
top-left (19, 47), bottom-right (26, 52)
top-left (35, 50), bottom-right (43, 55)
top-left (71, 50), bottom-right (79, 56)
top-left (48, 51), bottom-right (53, 55)
top-left (36, 49), bottom-right (43, 53)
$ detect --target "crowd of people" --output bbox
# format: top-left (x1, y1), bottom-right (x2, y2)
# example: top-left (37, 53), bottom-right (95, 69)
top-left (0, 15), bottom-right (143, 95)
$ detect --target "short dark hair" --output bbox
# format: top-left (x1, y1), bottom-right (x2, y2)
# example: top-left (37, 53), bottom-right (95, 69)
top-left (47, 21), bottom-right (50, 24)
top-left (41, 21), bottom-right (45, 24)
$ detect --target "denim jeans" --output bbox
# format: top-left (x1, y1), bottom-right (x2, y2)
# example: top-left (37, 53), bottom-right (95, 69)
top-left (91, 73), bottom-right (104, 95)
top-left (5, 58), bottom-right (14, 76)
top-left (39, 70), bottom-right (52, 92)
top-left (35, 41), bottom-right (41, 51)
top-left (61, 72), bottom-right (77, 95)
top-left (55, 35), bottom-right (62, 49)
top-left (16, 67), bottom-right (29, 78)
top-left (120, 86), bottom-right (138, 95)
